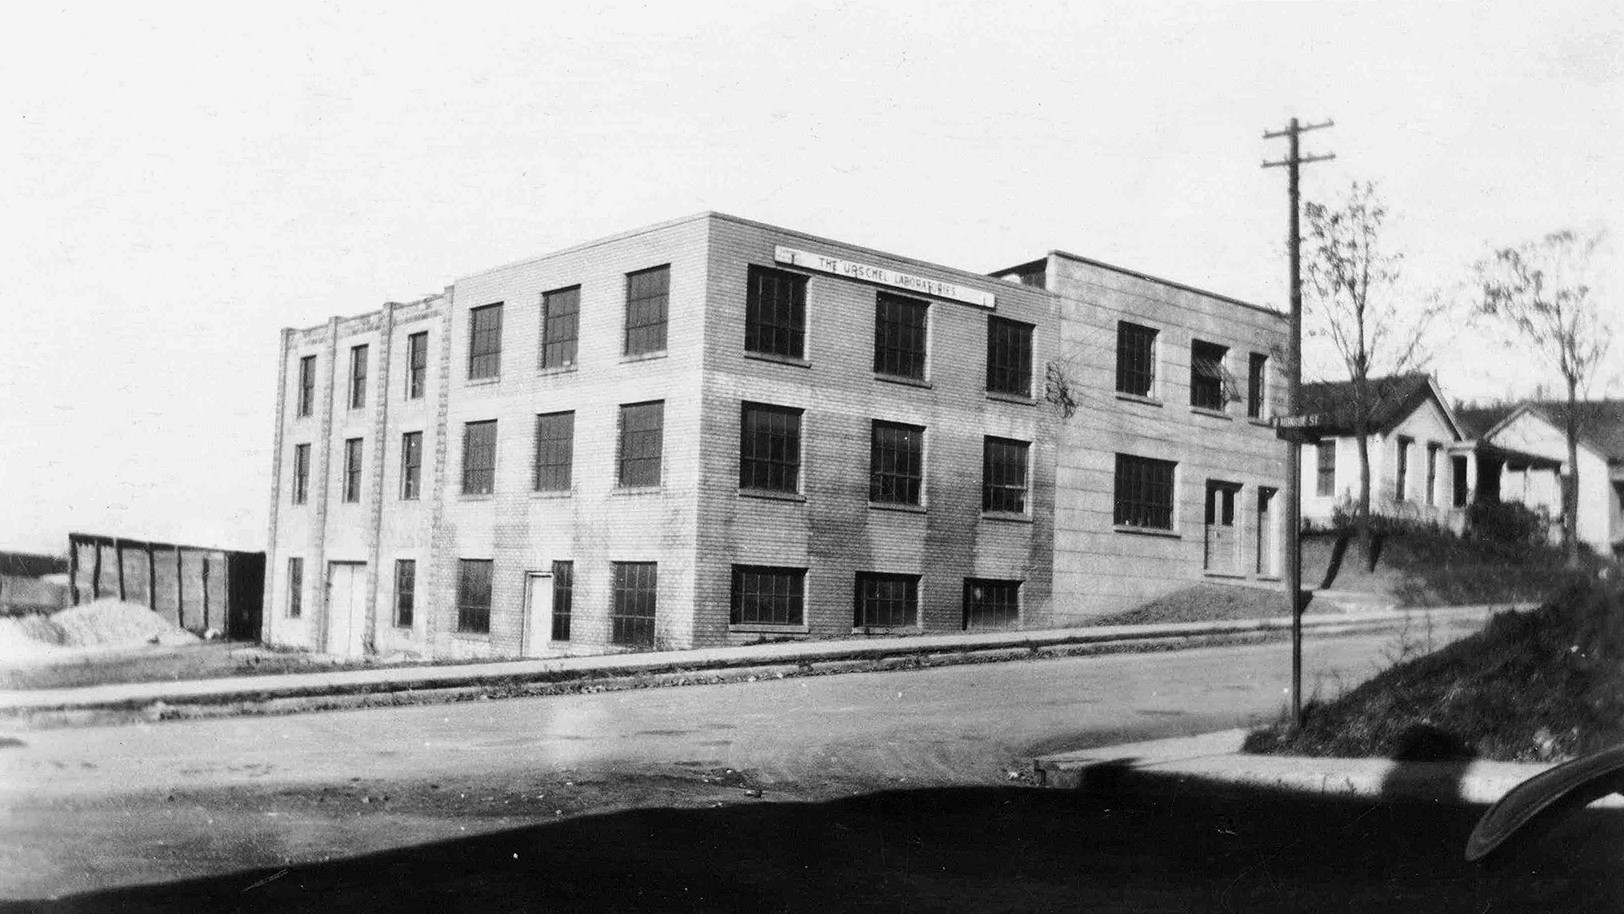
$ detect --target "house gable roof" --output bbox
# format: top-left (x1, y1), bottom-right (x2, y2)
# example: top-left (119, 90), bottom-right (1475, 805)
top-left (1297, 373), bottom-right (1462, 440)
top-left (1491, 400), bottom-right (1624, 462)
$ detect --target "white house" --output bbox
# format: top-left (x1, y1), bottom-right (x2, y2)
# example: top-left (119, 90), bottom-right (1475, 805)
top-left (1473, 401), bottom-right (1624, 556)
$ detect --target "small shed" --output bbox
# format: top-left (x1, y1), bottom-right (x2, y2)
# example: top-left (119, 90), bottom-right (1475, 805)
top-left (66, 533), bottom-right (265, 641)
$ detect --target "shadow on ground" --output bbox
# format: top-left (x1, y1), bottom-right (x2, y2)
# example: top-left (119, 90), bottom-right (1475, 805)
top-left (11, 781), bottom-right (1622, 913)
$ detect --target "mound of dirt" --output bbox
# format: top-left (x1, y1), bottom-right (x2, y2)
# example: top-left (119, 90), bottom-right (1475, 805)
top-left (0, 615), bottom-right (70, 661)
top-left (50, 599), bottom-right (200, 648)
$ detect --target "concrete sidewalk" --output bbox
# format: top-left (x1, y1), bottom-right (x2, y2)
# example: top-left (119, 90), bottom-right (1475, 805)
top-left (0, 603), bottom-right (1521, 724)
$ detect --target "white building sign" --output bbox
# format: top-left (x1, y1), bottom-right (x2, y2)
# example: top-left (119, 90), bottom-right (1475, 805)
top-left (774, 246), bottom-right (996, 309)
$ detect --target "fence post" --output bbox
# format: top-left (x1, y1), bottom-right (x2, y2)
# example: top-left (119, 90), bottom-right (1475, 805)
top-left (115, 539), bottom-right (126, 602)
top-left (176, 548), bottom-right (185, 630)
top-left (201, 556), bottom-right (211, 632)
top-left (90, 540), bottom-right (102, 600)
top-left (146, 544), bottom-right (157, 611)
top-left (68, 536), bottom-right (80, 606)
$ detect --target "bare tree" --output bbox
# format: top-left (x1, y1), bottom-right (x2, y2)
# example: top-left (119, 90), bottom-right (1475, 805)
top-left (1475, 229), bottom-right (1614, 566)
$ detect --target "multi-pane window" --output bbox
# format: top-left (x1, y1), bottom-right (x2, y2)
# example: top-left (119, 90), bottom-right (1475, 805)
top-left (400, 431), bottom-right (423, 500)
top-left (533, 411), bottom-right (575, 492)
top-left (1115, 322), bottom-right (1157, 397)
top-left (1190, 340), bottom-right (1229, 410)
top-left (625, 266), bottom-right (670, 356)
top-left (869, 421), bottom-right (925, 505)
top-left (731, 565), bottom-right (805, 627)
top-left (457, 559), bottom-right (493, 633)
top-left (982, 437), bottom-right (1030, 513)
top-left (1113, 453), bottom-right (1176, 531)
top-left (1247, 353), bottom-right (1268, 419)
top-left (462, 420), bottom-right (497, 495)
top-left (287, 557), bottom-right (303, 618)
top-left (1395, 436), bottom-right (1412, 501)
top-left (963, 579), bottom-right (1020, 630)
top-left (297, 355), bottom-right (316, 417)
top-left (342, 438), bottom-right (363, 503)
top-left (468, 303), bottom-right (503, 380)
top-left (986, 316), bottom-right (1033, 396)
top-left (873, 292), bottom-right (928, 379)
top-left (617, 401), bottom-right (664, 488)
top-left (394, 559), bottom-right (415, 627)
top-left (745, 265), bottom-right (806, 359)
top-left (540, 286), bottom-right (580, 370)
top-left (855, 572), bottom-right (918, 629)
top-left (1316, 441), bottom-right (1336, 497)
top-left (611, 561), bottom-right (658, 648)
top-left (739, 403), bottom-right (802, 493)
top-left (406, 332), bottom-right (428, 400)
top-left (292, 443), bottom-right (310, 505)
top-left (349, 344), bottom-right (368, 410)
top-left (551, 561), bottom-right (573, 642)
top-left (1426, 444), bottom-right (1440, 506)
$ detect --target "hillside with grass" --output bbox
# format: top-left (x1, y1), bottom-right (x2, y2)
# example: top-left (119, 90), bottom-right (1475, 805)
top-left (1302, 524), bottom-right (1583, 607)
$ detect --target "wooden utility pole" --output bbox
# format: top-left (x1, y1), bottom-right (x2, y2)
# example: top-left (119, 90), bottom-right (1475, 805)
top-left (1263, 116), bottom-right (1334, 729)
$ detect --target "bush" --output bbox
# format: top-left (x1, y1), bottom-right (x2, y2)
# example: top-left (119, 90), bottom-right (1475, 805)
top-left (1465, 501), bottom-right (1550, 546)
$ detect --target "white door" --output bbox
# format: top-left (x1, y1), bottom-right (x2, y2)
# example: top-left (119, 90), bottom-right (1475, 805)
top-left (1204, 482), bottom-right (1240, 575)
top-left (326, 562), bottom-right (367, 658)
top-left (522, 572), bottom-right (554, 658)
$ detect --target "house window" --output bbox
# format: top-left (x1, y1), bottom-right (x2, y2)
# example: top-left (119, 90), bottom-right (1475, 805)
top-left (541, 286), bottom-right (580, 370)
top-left (292, 443), bottom-right (310, 505)
top-left (986, 316), bottom-right (1033, 396)
top-left (1426, 444), bottom-right (1440, 506)
top-left (287, 557), bottom-right (303, 618)
top-left (873, 292), bottom-right (928, 380)
top-left (1316, 441), bottom-right (1336, 497)
top-left (342, 438), bottom-right (363, 503)
top-left (963, 579), bottom-right (1019, 630)
top-left (869, 421), bottom-right (925, 505)
top-left (611, 561), bottom-right (658, 648)
top-left (462, 420), bottom-right (497, 495)
top-left (456, 559), bottom-right (493, 634)
top-left (855, 572), bottom-right (918, 629)
top-left (297, 355), bottom-right (316, 417)
top-left (982, 437), bottom-right (1030, 514)
top-left (468, 303), bottom-right (503, 380)
top-left (1113, 453), bottom-right (1176, 531)
top-left (406, 332), bottom-right (428, 400)
top-left (1247, 353), bottom-right (1268, 419)
top-left (731, 565), bottom-right (805, 627)
top-left (745, 265), bottom-right (806, 359)
top-left (533, 411), bottom-right (575, 492)
top-left (551, 561), bottom-right (573, 642)
top-left (1115, 322), bottom-right (1157, 397)
top-left (617, 401), bottom-right (664, 488)
top-left (739, 403), bottom-right (802, 493)
top-left (1395, 436), bottom-right (1413, 501)
top-left (625, 266), bottom-right (669, 356)
top-left (400, 431), bottom-right (423, 500)
top-left (1190, 340), bottom-right (1229, 411)
top-left (349, 344), bottom-right (368, 410)
top-left (394, 559), bottom-right (415, 627)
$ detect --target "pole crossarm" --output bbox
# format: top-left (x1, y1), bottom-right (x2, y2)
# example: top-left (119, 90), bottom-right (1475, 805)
top-left (1263, 153), bottom-right (1336, 169)
top-left (1262, 118), bottom-right (1335, 139)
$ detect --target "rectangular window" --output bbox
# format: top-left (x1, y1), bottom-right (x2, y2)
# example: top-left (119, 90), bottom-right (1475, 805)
top-left (1190, 340), bottom-right (1229, 411)
top-left (394, 559), bottom-right (415, 627)
top-left (400, 431), bottom-right (423, 500)
top-left (1113, 453), bottom-right (1176, 531)
top-left (739, 403), bottom-right (802, 493)
top-left (533, 411), bottom-right (575, 492)
top-left (982, 437), bottom-right (1030, 514)
top-left (1247, 353), bottom-right (1268, 419)
top-left (873, 292), bottom-right (928, 379)
top-left (1395, 436), bottom-right (1412, 501)
top-left (869, 421), bottom-right (925, 505)
top-left (462, 420), bottom-right (497, 495)
top-left (349, 344), bottom-right (368, 410)
top-left (625, 266), bottom-right (669, 356)
top-left (297, 355), bottom-right (316, 417)
top-left (731, 565), bottom-right (805, 627)
top-left (406, 332), bottom-right (428, 400)
top-left (855, 572), bottom-right (918, 629)
top-left (551, 560), bottom-right (573, 642)
top-left (287, 557), bottom-right (303, 618)
top-left (456, 559), bottom-right (493, 633)
top-left (986, 316), bottom-right (1034, 396)
top-left (343, 438), bottom-right (363, 503)
top-left (611, 562), bottom-right (658, 648)
top-left (468, 303), bottom-right (503, 380)
top-left (1115, 322), bottom-right (1157, 397)
top-left (617, 401), bottom-right (664, 488)
top-left (745, 265), bottom-right (806, 359)
top-left (1426, 444), bottom-right (1440, 506)
top-left (1316, 441), bottom-right (1336, 497)
top-left (963, 579), bottom-right (1020, 630)
top-left (540, 286), bottom-right (580, 370)
top-left (292, 443), bottom-right (310, 505)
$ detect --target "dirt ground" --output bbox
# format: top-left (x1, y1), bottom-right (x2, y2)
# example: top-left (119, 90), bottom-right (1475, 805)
top-left (0, 642), bottom-right (438, 691)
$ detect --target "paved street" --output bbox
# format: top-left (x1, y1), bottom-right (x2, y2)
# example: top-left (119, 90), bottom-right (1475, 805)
top-left (2, 626), bottom-right (1483, 901)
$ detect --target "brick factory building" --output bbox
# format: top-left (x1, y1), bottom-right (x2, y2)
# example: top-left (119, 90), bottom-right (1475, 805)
top-left (264, 213), bottom-right (1287, 659)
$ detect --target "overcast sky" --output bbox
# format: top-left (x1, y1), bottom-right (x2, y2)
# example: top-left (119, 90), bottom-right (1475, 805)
top-left (2, 1), bottom-right (1619, 554)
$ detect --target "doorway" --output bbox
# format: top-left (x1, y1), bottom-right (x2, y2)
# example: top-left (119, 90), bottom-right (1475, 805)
top-left (325, 561), bottom-right (368, 658)
top-left (1204, 481), bottom-right (1241, 575)
top-left (522, 571), bottom-right (554, 658)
